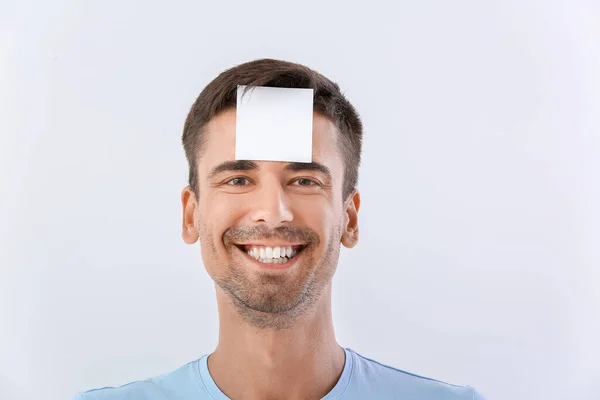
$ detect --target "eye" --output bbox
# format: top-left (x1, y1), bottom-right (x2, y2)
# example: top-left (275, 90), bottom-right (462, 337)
top-left (226, 177), bottom-right (251, 186)
top-left (292, 178), bottom-right (319, 187)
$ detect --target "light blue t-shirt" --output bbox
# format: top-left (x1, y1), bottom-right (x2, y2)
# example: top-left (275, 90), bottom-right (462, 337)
top-left (74, 347), bottom-right (487, 399)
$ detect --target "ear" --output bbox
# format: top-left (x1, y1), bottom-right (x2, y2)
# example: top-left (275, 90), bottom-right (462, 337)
top-left (341, 190), bottom-right (360, 248)
top-left (181, 186), bottom-right (200, 244)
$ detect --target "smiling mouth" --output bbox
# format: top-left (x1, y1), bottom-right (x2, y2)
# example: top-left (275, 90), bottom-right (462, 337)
top-left (234, 244), bottom-right (306, 265)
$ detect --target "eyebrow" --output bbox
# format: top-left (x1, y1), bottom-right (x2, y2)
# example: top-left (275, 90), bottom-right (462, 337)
top-left (284, 162), bottom-right (331, 178)
top-left (207, 160), bottom-right (331, 180)
top-left (208, 160), bottom-right (259, 179)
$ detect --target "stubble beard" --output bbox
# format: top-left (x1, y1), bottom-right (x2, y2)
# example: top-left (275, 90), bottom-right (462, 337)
top-left (215, 228), bottom-right (342, 330)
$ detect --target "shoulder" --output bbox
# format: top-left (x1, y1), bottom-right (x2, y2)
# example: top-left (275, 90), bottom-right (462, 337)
top-left (346, 348), bottom-right (487, 399)
top-left (73, 357), bottom-right (210, 400)
top-left (73, 380), bottom-right (168, 400)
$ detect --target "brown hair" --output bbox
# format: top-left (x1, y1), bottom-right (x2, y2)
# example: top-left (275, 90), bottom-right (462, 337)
top-left (181, 58), bottom-right (363, 200)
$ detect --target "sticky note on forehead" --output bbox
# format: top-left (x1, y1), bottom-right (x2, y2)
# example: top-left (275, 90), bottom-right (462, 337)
top-left (235, 85), bottom-right (314, 162)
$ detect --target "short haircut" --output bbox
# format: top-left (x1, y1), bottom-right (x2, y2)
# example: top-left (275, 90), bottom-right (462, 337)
top-left (182, 58), bottom-right (363, 200)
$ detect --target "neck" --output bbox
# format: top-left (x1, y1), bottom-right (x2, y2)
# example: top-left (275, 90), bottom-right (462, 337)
top-left (208, 284), bottom-right (346, 400)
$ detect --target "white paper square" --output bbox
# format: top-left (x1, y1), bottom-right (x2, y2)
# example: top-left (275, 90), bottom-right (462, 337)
top-left (235, 85), bottom-right (314, 162)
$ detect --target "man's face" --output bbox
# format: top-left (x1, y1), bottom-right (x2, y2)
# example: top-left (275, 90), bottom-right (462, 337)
top-left (181, 109), bottom-right (359, 329)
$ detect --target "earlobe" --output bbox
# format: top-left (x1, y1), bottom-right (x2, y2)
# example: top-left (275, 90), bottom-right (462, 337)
top-left (341, 190), bottom-right (360, 248)
top-left (181, 186), bottom-right (200, 244)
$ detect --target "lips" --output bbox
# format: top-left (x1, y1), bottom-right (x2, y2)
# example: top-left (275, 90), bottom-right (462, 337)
top-left (235, 244), bottom-right (305, 251)
top-left (233, 243), bottom-right (306, 269)
top-left (235, 244), bottom-right (306, 258)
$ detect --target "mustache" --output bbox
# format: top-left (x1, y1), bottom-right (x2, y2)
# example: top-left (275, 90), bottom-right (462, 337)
top-left (224, 224), bottom-right (320, 245)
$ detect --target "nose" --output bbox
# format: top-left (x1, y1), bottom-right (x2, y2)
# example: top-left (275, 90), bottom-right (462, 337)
top-left (249, 178), bottom-right (294, 226)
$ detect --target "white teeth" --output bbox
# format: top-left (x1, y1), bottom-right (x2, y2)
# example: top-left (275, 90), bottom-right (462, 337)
top-left (245, 245), bottom-right (303, 263)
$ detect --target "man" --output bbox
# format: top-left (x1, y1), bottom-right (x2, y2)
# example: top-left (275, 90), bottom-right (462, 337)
top-left (74, 59), bottom-right (487, 399)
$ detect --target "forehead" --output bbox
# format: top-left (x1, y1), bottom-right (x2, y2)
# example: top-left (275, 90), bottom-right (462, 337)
top-left (198, 108), bottom-right (341, 175)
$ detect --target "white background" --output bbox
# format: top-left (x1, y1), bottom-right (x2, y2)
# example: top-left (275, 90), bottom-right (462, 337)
top-left (1, 1), bottom-right (599, 399)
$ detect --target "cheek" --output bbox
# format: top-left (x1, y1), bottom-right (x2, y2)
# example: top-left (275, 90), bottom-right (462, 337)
top-left (300, 201), bottom-right (338, 240)
top-left (196, 211), bottom-right (230, 279)
top-left (199, 195), bottom-right (245, 246)
top-left (195, 212), bottom-right (215, 256)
